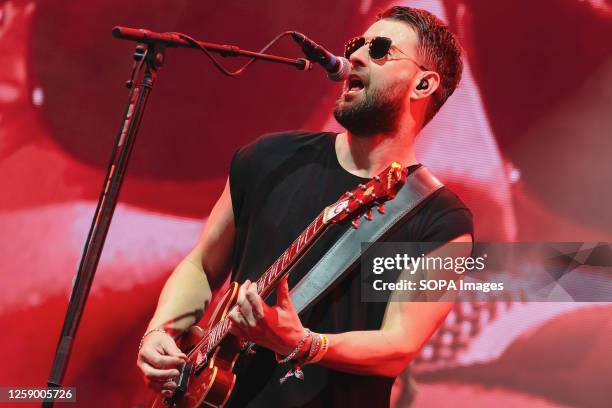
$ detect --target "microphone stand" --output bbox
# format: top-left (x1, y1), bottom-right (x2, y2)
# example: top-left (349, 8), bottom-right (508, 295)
top-left (43, 27), bottom-right (311, 408)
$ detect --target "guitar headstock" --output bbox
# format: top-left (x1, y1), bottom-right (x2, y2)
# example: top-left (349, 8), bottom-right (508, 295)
top-left (323, 162), bottom-right (408, 227)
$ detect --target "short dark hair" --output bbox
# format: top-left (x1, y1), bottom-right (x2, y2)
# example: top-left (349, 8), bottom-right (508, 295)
top-left (377, 6), bottom-right (463, 124)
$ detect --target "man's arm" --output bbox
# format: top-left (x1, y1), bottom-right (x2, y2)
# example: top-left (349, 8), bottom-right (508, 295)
top-left (231, 233), bottom-right (472, 378)
top-left (319, 234), bottom-right (471, 377)
top-left (137, 179), bottom-right (235, 395)
top-left (145, 178), bottom-right (235, 334)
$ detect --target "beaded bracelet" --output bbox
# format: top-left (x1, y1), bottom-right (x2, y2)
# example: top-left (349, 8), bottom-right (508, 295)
top-left (303, 332), bottom-right (322, 364)
top-left (275, 329), bottom-right (311, 364)
top-left (279, 331), bottom-right (330, 384)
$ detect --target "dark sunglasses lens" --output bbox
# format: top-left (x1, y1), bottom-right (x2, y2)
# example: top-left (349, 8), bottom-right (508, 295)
top-left (345, 37), bottom-right (365, 58)
top-left (369, 37), bottom-right (392, 59)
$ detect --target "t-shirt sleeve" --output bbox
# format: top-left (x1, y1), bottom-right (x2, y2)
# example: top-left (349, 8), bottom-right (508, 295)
top-left (413, 194), bottom-right (474, 261)
top-left (421, 207), bottom-right (474, 242)
top-left (414, 188), bottom-right (474, 244)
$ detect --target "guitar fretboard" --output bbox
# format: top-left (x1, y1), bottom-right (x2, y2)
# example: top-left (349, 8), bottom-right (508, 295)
top-left (256, 212), bottom-right (326, 298)
top-left (195, 211), bottom-right (329, 358)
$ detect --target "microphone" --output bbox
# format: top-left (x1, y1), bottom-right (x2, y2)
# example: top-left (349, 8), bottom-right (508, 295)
top-left (291, 32), bottom-right (350, 82)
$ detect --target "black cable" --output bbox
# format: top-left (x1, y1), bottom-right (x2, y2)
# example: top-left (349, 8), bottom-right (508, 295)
top-left (172, 30), bottom-right (296, 77)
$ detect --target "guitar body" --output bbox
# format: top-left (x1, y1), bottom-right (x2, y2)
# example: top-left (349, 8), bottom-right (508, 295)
top-left (152, 282), bottom-right (242, 408)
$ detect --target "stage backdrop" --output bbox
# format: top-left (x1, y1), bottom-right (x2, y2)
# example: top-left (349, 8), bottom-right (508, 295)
top-left (1, 0), bottom-right (611, 407)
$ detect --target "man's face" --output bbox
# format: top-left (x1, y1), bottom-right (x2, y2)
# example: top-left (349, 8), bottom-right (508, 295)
top-left (333, 19), bottom-right (422, 136)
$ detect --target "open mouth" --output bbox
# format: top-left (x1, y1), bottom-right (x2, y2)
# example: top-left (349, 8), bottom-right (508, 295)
top-left (345, 75), bottom-right (366, 95)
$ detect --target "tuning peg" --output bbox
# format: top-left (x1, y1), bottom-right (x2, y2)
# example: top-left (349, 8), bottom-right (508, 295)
top-left (346, 191), bottom-right (355, 199)
top-left (377, 204), bottom-right (386, 214)
top-left (373, 176), bottom-right (381, 182)
top-left (365, 209), bottom-right (374, 221)
top-left (359, 184), bottom-right (367, 191)
top-left (351, 218), bottom-right (360, 229)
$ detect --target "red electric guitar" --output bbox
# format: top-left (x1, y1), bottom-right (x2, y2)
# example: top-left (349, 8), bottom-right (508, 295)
top-left (152, 162), bottom-right (407, 408)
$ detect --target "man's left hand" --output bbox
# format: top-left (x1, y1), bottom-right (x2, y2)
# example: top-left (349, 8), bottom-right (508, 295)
top-left (228, 276), bottom-right (306, 356)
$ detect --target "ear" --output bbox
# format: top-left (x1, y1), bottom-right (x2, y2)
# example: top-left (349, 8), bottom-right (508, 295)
top-left (410, 71), bottom-right (441, 100)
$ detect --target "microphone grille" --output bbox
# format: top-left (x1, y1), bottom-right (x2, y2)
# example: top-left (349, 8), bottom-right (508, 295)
top-left (327, 57), bottom-right (350, 82)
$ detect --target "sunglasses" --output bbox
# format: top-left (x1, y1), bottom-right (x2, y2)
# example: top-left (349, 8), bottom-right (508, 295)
top-left (344, 36), bottom-right (430, 71)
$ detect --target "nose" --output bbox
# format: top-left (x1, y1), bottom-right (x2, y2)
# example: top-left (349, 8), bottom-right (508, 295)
top-left (348, 42), bottom-right (368, 69)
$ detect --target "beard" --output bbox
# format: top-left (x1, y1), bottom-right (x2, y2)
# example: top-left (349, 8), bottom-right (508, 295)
top-left (333, 83), bottom-right (405, 137)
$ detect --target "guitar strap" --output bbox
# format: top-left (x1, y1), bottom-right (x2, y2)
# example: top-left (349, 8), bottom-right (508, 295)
top-left (290, 165), bottom-right (444, 314)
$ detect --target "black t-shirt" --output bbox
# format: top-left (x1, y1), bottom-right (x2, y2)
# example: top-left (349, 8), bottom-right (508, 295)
top-left (226, 131), bottom-right (473, 408)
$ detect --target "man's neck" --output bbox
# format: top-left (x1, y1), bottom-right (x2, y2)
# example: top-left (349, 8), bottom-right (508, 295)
top-left (335, 129), bottom-right (418, 179)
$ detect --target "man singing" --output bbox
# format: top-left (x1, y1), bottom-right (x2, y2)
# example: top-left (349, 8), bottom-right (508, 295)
top-left (137, 6), bottom-right (473, 407)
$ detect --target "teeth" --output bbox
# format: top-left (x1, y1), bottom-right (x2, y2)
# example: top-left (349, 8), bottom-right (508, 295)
top-left (348, 79), bottom-right (364, 92)
top-left (345, 75), bottom-right (365, 94)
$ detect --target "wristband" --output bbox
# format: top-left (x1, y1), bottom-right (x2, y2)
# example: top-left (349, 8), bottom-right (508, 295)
top-left (309, 335), bottom-right (329, 364)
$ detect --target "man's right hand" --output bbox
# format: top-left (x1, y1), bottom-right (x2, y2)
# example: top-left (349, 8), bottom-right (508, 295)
top-left (137, 331), bottom-right (188, 397)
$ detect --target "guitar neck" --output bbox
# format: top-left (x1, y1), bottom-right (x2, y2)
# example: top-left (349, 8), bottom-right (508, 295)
top-left (255, 211), bottom-right (328, 298)
top-left (200, 210), bottom-right (330, 356)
